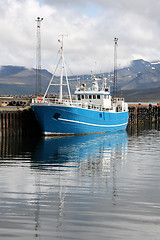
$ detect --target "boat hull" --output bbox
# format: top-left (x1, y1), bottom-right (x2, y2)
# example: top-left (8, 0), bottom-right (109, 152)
top-left (31, 104), bottom-right (129, 135)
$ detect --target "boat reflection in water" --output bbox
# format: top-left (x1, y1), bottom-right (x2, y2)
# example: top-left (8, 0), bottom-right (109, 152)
top-left (0, 130), bottom-right (128, 239)
top-left (31, 130), bottom-right (128, 175)
top-left (31, 131), bottom-right (128, 237)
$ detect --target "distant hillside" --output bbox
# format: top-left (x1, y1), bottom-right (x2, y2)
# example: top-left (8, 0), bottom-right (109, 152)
top-left (0, 60), bottom-right (160, 101)
top-left (122, 87), bottom-right (160, 102)
top-left (118, 59), bottom-right (160, 90)
top-left (121, 60), bottom-right (160, 90)
top-left (0, 66), bottom-right (27, 77)
top-left (0, 65), bottom-right (52, 95)
top-left (122, 69), bottom-right (160, 90)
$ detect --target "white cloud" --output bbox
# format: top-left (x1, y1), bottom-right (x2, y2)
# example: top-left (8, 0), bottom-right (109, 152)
top-left (0, 0), bottom-right (160, 75)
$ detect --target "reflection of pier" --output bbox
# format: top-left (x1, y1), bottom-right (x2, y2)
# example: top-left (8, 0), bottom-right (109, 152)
top-left (0, 131), bottom-right (41, 161)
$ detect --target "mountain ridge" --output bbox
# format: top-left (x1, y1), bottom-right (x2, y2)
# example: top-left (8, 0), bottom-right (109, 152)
top-left (0, 60), bottom-right (160, 101)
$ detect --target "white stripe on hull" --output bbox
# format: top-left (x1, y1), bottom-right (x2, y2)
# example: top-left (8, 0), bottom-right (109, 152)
top-left (58, 117), bottom-right (128, 127)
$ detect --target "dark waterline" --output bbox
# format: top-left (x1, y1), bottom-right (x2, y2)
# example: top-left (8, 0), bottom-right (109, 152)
top-left (0, 123), bottom-right (160, 239)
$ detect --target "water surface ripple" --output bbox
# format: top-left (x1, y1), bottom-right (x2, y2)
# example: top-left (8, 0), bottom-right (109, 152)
top-left (0, 127), bottom-right (160, 239)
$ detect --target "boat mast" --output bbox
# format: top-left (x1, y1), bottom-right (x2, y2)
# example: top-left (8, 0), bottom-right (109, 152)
top-left (59, 35), bottom-right (64, 102)
top-left (43, 35), bottom-right (72, 104)
top-left (59, 35), bottom-right (72, 103)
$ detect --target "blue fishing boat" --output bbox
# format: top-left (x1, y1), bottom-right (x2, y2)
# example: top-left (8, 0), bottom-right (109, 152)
top-left (31, 37), bottom-right (129, 135)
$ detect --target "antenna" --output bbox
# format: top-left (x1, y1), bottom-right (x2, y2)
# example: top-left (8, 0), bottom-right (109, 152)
top-left (35, 17), bottom-right (43, 96)
top-left (113, 37), bottom-right (118, 98)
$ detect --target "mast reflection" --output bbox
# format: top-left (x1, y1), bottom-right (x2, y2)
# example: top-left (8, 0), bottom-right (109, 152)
top-left (31, 131), bottom-right (128, 237)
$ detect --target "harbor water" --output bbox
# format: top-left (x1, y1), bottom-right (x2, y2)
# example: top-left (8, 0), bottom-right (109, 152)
top-left (0, 124), bottom-right (160, 240)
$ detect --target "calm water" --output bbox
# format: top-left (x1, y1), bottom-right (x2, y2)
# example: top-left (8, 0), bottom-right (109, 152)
top-left (1, 124), bottom-right (160, 240)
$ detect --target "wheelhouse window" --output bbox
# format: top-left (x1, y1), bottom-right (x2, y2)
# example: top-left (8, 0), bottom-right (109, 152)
top-left (78, 95), bottom-right (81, 100)
top-left (82, 95), bottom-right (84, 99)
top-left (85, 95), bottom-right (88, 99)
top-left (97, 95), bottom-right (100, 99)
top-left (93, 95), bottom-right (96, 99)
top-left (104, 95), bottom-right (109, 99)
top-left (89, 95), bottom-right (92, 99)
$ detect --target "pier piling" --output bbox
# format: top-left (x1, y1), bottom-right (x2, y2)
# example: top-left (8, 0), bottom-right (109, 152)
top-left (0, 107), bottom-right (42, 136)
top-left (128, 103), bottom-right (160, 125)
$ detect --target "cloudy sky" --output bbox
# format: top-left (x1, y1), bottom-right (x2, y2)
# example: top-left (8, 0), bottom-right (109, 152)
top-left (0, 0), bottom-right (160, 75)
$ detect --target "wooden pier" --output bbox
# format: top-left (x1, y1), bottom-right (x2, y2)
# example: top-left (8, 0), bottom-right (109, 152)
top-left (0, 106), bottom-right (41, 136)
top-left (128, 103), bottom-right (160, 125)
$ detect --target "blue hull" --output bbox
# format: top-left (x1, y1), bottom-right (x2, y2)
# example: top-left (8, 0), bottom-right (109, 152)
top-left (32, 105), bottom-right (129, 135)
